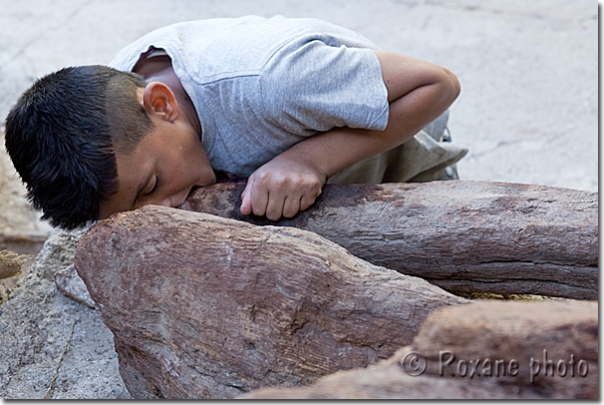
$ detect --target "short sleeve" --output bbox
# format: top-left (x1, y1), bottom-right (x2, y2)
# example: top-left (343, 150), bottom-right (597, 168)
top-left (259, 38), bottom-right (389, 137)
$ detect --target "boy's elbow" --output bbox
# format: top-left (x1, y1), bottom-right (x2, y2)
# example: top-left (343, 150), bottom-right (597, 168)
top-left (441, 68), bottom-right (461, 104)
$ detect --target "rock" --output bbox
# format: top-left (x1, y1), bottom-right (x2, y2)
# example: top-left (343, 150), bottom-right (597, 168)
top-left (0, 249), bottom-right (28, 306)
top-left (55, 264), bottom-right (95, 309)
top-left (0, 233), bottom-right (48, 304)
top-left (0, 227), bottom-right (130, 399)
top-left (181, 181), bottom-right (598, 300)
top-left (0, 250), bottom-right (27, 279)
top-left (74, 205), bottom-right (468, 399)
top-left (240, 300), bottom-right (598, 399)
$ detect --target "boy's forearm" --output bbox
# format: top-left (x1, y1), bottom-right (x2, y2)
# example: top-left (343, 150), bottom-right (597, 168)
top-left (278, 54), bottom-right (460, 179)
top-left (240, 50), bottom-right (460, 221)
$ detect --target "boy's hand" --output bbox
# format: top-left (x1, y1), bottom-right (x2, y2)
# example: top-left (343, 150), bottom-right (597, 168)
top-left (240, 155), bottom-right (326, 221)
top-left (241, 50), bottom-right (460, 221)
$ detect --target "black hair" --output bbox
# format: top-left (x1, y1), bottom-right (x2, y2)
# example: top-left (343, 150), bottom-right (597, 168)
top-left (4, 65), bottom-right (153, 229)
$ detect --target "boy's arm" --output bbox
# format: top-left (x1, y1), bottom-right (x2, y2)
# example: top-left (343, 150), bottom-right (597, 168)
top-left (240, 50), bottom-right (461, 221)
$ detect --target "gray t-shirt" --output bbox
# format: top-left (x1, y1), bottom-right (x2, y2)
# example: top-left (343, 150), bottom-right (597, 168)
top-left (110, 15), bottom-right (389, 177)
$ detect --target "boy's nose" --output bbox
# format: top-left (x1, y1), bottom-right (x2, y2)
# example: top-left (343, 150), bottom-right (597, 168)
top-left (160, 188), bottom-right (191, 208)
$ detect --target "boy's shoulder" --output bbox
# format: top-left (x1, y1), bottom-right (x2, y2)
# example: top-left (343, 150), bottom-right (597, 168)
top-left (109, 16), bottom-right (372, 74)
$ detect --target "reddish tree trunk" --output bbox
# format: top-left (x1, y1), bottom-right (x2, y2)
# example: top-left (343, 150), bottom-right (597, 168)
top-left (181, 180), bottom-right (598, 300)
top-left (74, 206), bottom-right (468, 399)
top-left (241, 300), bottom-right (598, 400)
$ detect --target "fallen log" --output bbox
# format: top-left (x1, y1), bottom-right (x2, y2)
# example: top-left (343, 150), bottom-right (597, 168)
top-left (240, 300), bottom-right (598, 399)
top-left (180, 180), bottom-right (598, 300)
top-left (74, 205), bottom-right (468, 399)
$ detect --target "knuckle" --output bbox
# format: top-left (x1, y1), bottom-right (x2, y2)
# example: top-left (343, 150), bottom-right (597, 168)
top-left (256, 171), bottom-right (271, 184)
top-left (275, 177), bottom-right (288, 188)
top-left (294, 176), bottom-right (306, 188)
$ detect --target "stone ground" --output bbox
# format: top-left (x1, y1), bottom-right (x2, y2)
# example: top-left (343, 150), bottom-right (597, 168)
top-left (0, 0), bottom-right (598, 399)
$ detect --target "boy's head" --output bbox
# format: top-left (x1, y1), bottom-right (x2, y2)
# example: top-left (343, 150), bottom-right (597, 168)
top-left (4, 65), bottom-right (215, 230)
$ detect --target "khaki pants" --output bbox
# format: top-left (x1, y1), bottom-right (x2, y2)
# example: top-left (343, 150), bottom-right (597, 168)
top-left (328, 112), bottom-right (468, 184)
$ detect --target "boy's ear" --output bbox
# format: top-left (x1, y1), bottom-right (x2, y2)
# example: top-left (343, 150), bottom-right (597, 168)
top-left (141, 82), bottom-right (179, 122)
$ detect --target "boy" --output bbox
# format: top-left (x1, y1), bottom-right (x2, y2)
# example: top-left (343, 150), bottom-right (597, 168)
top-left (4, 15), bottom-right (466, 230)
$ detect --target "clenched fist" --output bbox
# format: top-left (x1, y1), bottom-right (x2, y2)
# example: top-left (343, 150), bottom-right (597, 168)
top-left (240, 154), bottom-right (325, 221)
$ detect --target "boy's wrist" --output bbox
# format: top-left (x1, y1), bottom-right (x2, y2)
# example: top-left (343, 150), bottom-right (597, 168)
top-left (272, 145), bottom-right (329, 183)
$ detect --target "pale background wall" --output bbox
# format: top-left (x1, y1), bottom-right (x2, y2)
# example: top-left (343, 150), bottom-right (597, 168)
top-left (0, 0), bottom-right (598, 235)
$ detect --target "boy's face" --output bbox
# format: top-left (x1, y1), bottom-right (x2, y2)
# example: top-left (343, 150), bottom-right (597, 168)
top-left (98, 122), bottom-right (216, 220)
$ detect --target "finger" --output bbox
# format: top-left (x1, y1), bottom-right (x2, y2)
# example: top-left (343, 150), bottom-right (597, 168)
top-left (249, 179), bottom-right (269, 217)
top-left (265, 191), bottom-right (286, 221)
top-left (299, 187), bottom-right (322, 212)
top-left (239, 177), bottom-right (254, 215)
top-left (282, 195), bottom-right (302, 218)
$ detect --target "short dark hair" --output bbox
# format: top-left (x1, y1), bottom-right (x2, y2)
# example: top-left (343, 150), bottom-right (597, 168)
top-left (4, 65), bottom-right (153, 230)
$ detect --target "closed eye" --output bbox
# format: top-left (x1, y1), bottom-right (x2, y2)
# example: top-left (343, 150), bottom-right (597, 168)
top-left (148, 176), bottom-right (159, 195)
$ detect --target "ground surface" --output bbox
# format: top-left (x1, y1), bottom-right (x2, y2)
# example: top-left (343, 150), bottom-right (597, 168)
top-left (0, 0), bottom-right (598, 399)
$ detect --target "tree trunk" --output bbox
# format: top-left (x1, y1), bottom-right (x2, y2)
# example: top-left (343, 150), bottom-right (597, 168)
top-left (74, 206), bottom-right (468, 399)
top-left (181, 180), bottom-right (598, 300)
top-left (240, 300), bottom-right (598, 399)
